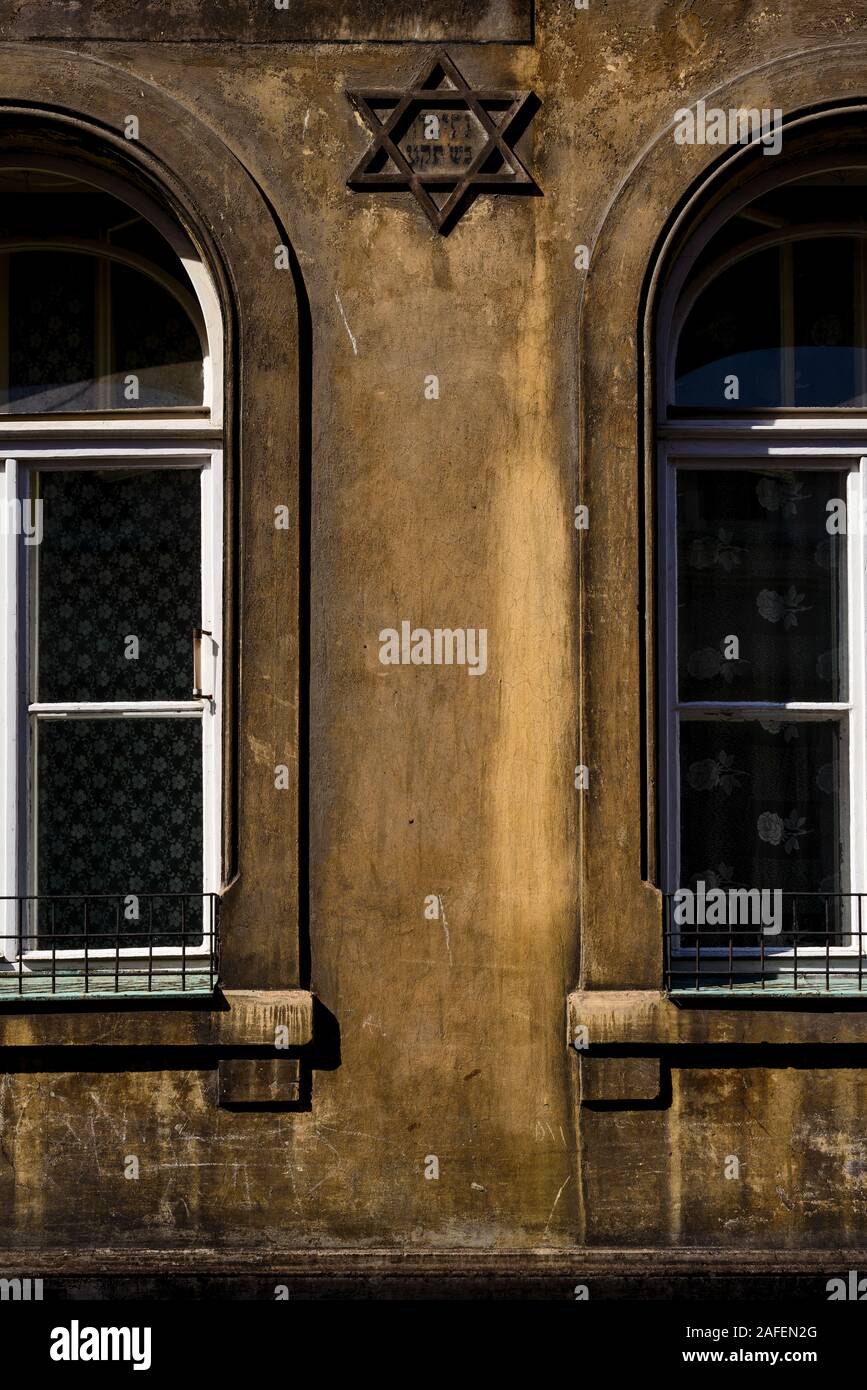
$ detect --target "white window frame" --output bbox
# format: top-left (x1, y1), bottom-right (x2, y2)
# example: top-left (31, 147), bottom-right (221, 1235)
top-left (0, 160), bottom-right (223, 983)
top-left (659, 427), bottom-right (867, 978)
top-left (0, 444), bottom-right (222, 974)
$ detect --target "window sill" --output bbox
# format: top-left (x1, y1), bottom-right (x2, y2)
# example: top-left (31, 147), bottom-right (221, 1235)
top-left (0, 987), bottom-right (314, 1048)
top-left (568, 988), bottom-right (867, 1103)
top-left (569, 988), bottom-right (867, 1045)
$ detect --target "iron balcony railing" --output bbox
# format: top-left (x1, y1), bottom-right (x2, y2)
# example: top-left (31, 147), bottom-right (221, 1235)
top-left (664, 890), bottom-right (867, 996)
top-left (0, 892), bottom-right (220, 999)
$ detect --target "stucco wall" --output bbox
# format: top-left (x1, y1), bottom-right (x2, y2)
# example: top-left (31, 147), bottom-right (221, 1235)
top-left (3, 1), bottom-right (867, 1266)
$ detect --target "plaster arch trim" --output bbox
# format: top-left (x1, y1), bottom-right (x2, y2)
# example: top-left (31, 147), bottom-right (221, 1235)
top-left (576, 46), bottom-right (867, 992)
top-left (0, 44), bottom-right (309, 991)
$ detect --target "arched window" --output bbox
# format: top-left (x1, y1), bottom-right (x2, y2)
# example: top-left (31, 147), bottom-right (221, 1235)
top-left (0, 161), bottom-right (223, 997)
top-left (658, 161), bottom-right (867, 993)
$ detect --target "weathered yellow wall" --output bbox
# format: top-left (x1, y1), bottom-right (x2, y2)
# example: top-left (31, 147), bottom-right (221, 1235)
top-left (5, 1), bottom-right (867, 1262)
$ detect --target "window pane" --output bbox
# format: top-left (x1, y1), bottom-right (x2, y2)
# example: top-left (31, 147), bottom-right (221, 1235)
top-left (675, 248), bottom-right (782, 407)
top-left (3, 251), bottom-right (203, 414)
top-left (35, 716), bottom-right (203, 949)
top-left (677, 469), bottom-right (847, 702)
top-left (8, 252), bottom-right (98, 411)
top-left (793, 239), bottom-right (861, 407)
top-left (36, 469), bottom-right (201, 702)
top-left (679, 717), bottom-right (846, 945)
top-left (675, 237), bottom-right (867, 410)
top-left (672, 167), bottom-right (867, 414)
top-left (111, 264), bottom-right (202, 409)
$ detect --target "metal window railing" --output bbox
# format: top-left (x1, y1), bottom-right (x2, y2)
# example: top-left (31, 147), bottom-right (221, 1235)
top-left (0, 892), bottom-right (220, 999)
top-left (664, 891), bottom-right (867, 996)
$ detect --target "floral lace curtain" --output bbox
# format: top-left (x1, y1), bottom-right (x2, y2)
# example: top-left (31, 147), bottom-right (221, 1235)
top-left (34, 469), bottom-right (203, 949)
top-left (676, 468), bottom-right (847, 945)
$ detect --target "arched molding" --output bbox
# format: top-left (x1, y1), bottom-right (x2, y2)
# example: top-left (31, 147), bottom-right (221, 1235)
top-left (0, 45), bottom-right (309, 991)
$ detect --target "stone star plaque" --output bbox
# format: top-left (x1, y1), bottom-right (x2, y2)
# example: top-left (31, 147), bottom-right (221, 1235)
top-left (346, 49), bottom-right (538, 234)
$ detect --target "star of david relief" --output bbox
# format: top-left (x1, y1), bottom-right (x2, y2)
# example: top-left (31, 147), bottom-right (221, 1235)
top-left (346, 49), bottom-right (539, 234)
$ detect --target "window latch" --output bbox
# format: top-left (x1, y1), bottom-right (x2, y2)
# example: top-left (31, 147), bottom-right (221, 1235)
top-left (193, 627), bottom-right (214, 700)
